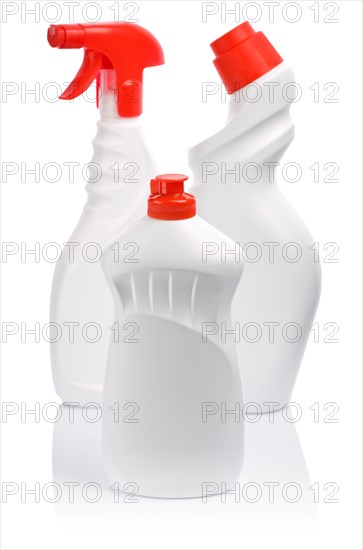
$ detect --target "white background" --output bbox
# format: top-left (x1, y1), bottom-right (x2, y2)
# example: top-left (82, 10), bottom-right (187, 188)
top-left (1, 1), bottom-right (362, 549)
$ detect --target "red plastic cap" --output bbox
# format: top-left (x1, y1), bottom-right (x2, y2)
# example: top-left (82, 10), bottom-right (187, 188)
top-left (47, 23), bottom-right (164, 117)
top-left (148, 175), bottom-right (196, 220)
top-left (211, 22), bottom-right (283, 94)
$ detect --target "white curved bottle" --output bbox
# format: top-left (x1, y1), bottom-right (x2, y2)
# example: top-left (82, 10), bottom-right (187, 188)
top-left (102, 174), bottom-right (244, 498)
top-left (189, 23), bottom-right (321, 410)
top-left (48, 23), bottom-right (164, 404)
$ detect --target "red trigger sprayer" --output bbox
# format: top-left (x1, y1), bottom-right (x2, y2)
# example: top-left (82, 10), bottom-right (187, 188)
top-left (48, 23), bottom-right (165, 404)
top-left (47, 22), bottom-right (164, 117)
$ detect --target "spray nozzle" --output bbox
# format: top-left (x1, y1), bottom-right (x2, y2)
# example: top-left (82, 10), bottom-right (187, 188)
top-left (47, 22), bottom-right (164, 117)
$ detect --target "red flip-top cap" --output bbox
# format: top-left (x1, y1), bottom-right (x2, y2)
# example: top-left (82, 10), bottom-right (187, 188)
top-left (148, 175), bottom-right (196, 220)
top-left (211, 22), bottom-right (283, 93)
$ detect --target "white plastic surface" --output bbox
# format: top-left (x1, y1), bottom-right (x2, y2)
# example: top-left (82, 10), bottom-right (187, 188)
top-left (50, 80), bottom-right (156, 404)
top-left (189, 63), bottom-right (321, 410)
top-left (101, 215), bottom-right (244, 497)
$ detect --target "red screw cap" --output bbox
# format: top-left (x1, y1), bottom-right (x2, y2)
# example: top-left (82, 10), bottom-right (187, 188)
top-left (211, 22), bottom-right (283, 94)
top-left (148, 175), bottom-right (196, 220)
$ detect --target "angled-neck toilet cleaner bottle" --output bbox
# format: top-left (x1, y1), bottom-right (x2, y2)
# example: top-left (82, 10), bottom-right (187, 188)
top-left (48, 23), bottom-right (164, 404)
top-left (189, 23), bottom-right (321, 411)
top-left (102, 175), bottom-right (244, 498)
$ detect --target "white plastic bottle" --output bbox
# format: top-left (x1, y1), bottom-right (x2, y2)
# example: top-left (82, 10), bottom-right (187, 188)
top-left (189, 22), bottom-right (321, 410)
top-left (102, 174), bottom-right (244, 498)
top-left (47, 23), bottom-right (164, 404)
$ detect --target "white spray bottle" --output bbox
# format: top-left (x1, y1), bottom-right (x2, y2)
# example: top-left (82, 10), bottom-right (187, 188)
top-left (189, 23), bottom-right (321, 410)
top-left (102, 174), bottom-right (244, 498)
top-left (48, 23), bottom-right (164, 404)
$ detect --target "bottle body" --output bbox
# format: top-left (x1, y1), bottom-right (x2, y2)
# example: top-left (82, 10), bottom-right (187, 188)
top-left (50, 106), bottom-right (156, 404)
top-left (189, 181), bottom-right (321, 410)
top-left (189, 63), bottom-right (321, 410)
top-left (102, 215), bottom-right (244, 497)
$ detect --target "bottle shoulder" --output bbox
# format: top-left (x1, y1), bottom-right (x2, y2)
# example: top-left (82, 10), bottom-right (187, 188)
top-left (101, 215), bottom-right (244, 280)
top-left (189, 62), bottom-right (295, 170)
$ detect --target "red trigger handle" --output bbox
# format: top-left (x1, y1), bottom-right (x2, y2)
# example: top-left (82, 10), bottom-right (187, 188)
top-left (60, 50), bottom-right (103, 101)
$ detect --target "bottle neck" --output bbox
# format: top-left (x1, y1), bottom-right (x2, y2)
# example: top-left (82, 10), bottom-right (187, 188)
top-left (98, 69), bottom-right (140, 122)
top-left (83, 69), bottom-right (155, 218)
top-left (189, 63), bottom-right (295, 186)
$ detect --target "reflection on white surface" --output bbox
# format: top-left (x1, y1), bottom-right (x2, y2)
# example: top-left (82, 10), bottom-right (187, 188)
top-left (53, 405), bottom-right (107, 489)
top-left (53, 405), bottom-right (316, 530)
